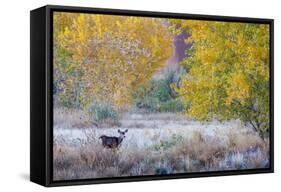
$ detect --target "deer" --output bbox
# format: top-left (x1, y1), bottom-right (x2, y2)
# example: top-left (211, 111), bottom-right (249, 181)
top-left (99, 129), bottom-right (128, 149)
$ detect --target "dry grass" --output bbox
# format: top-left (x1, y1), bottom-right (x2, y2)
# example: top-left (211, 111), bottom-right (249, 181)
top-left (54, 108), bottom-right (93, 129)
top-left (53, 108), bottom-right (270, 180)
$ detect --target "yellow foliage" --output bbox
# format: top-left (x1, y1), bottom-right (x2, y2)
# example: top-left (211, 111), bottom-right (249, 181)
top-left (226, 73), bottom-right (250, 105)
top-left (170, 19), bottom-right (270, 127)
top-left (54, 13), bottom-right (174, 107)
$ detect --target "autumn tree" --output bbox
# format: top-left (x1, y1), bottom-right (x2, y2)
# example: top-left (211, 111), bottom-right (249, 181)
top-left (170, 20), bottom-right (270, 138)
top-left (53, 12), bottom-right (81, 107)
top-left (54, 12), bottom-right (174, 108)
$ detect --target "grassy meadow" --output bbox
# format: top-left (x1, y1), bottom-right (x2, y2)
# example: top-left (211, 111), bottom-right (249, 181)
top-left (53, 109), bottom-right (269, 180)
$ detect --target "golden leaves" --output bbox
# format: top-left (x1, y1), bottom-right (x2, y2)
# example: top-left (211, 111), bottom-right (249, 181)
top-left (54, 12), bottom-right (174, 108)
top-left (226, 72), bottom-right (250, 105)
top-left (169, 19), bottom-right (270, 121)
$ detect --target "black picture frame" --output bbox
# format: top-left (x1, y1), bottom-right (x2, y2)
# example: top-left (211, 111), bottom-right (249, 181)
top-left (30, 5), bottom-right (274, 187)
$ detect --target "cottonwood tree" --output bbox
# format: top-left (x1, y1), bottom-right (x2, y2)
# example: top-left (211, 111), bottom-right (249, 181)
top-left (54, 13), bottom-right (174, 108)
top-left (170, 20), bottom-right (270, 138)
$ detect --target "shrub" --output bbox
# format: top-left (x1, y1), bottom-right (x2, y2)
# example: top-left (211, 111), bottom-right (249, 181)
top-left (134, 92), bottom-right (161, 112)
top-left (159, 99), bottom-right (184, 112)
top-left (133, 72), bottom-right (184, 112)
top-left (154, 134), bottom-right (183, 151)
top-left (88, 101), bottom-right (119, 124)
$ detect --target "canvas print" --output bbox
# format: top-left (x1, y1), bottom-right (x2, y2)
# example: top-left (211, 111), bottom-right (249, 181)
top-left (53, 12), bottom-right (270, 181)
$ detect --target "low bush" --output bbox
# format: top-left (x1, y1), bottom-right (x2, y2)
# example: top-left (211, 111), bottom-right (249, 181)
top-left (154, 134), bottom-right (183, 151)
top-left (133, 72), bottom-right (184, 112)
top-left (159, 99), bottom-right (184, 112)
top-left (88, 101), bottom-right (120, 125)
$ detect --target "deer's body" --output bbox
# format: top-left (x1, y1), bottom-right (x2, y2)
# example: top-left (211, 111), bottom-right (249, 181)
top-left (99, 135), bottom-right (123, 148)
top-left (99, 129), bottom-right (128, 149)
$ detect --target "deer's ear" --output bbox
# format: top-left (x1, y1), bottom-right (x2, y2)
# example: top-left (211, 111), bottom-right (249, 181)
top-left (118, 129), bottom-right (121, 133)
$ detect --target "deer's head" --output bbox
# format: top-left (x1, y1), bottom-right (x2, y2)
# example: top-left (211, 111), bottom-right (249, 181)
top-left (118, 129), bottom-right (128, 139)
